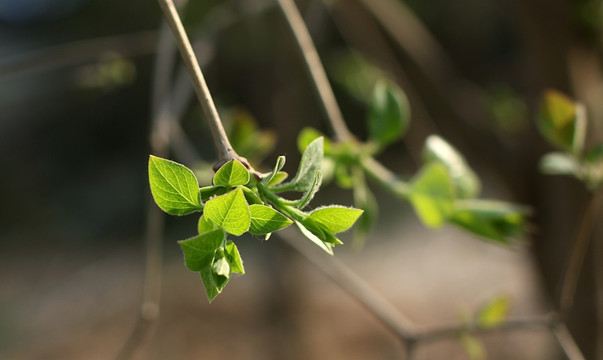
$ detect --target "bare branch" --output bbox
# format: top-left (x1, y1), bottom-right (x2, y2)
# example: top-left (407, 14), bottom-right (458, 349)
top-left (553, 322), bottom-right (586, 360)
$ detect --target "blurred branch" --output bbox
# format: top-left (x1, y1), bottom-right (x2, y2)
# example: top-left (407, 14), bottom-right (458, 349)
top-left (276, 0), bottom-right (354, 142)
top-left (559, 190), bottom-right (603, 317)
top-left (0, 30), bottom-right (158, 79)
top-left (553, 322), bottom-right (586, 360)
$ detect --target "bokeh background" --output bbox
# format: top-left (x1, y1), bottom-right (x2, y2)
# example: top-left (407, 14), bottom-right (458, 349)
top-left (0, 0), bottom-right (601, 359)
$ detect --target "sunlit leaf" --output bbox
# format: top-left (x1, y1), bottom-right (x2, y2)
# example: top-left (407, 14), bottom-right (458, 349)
top-left (178, 228), bottom-right (226, 272)
top-left (225, 241), bottom-right (245, 274)
top-left (249, 204), bottom-right (293, 235)
top-left (262, 156), bottom-right (286, 186)
top-left (197, 215), bottom-right (216, 234)
top-left (213, 159), bottom-right (250, 187)
top-left (204, 188), bottom-right (250, 235)
top-left (409, 163), bottom-right (455, 228)
top-left (309, 206), bottom-right (364, 233)
top-left (148, 156), bottom-right (203, 215)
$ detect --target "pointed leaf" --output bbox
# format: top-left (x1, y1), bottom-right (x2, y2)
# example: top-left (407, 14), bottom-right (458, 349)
top-left (241, 186), bottom-right (264, 205)
top-left (178, 228), bottom-right (225, 272)
top-left (295, 220), bottom-right (334, 255)
top-left (148, 155), bottom-right (203, 215)
top-left (423, 135), bottom-right (481, 198)
top-left (204, 188), bottom-right (251, 235)
top-left (197, 215), bottom-right (215, 234)
top-left (309, 206), bottom-right (364, 233)
top-left (477, 295), bottom-right (511, 328)
top-left (266, 172), bottom-right (288, 187)
top-left (273, 137), bottom-right (324, 192)
top-left (249, 204), bottom-right (293, 235)
top-left (409, 163), bottom-right (455, 228)
top-left (213, 159), bottom-right (250, 186)
top-left (225, 241), bottom-right (245, 274)
top-left (262, 156), bottom-right (286, 185)
top-left (200, 265), bottom-right (229, 302)
top-left (367, 80), bottom-right (410, 148)
top-left (296, 171), bottom-right (323, 209)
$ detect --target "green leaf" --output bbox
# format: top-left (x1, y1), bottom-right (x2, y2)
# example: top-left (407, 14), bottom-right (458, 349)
top-left (539, 152), bottom-right (581, 176)
top-left (334, 165), bottom-right (354, 189)
top-left (148, 155), bottom-right (203, 215)
top-left (538, 89), bottom-right (586, 154)
top-left (225, 241), bottom-right (245, 274)
top-left (423, 135), bottom-right (481, 198)
top-left (266, 172), bottom-right (288, 187)
top-left (586, 144), bottom-right (603, 163)
top-left (178, 228), bottom-right (226, 272)
top-left (212, 256), bottom-right (230, 278)
top-left (309, 206), bottom-right (364, 233)
top-left (409, 163), bottom-right (455, 228)
top-left (296, 171), bottom-right (323, 209)
top-left (241, 186), bottom-right (264, 205)
top-left (295, 220), bottom-right (334, 255)
top-left (367, 80), bottom-right (410, 148)
top-left (352, 168), bottom-right (378, 245)
top-left (213, 159), bottom-right (250, 187)
top-left (200, 265), bottom-right (229, 302)
top-left (451, 200), bottom-right (528, 244)
top-left (197, 215), bottom-right (215, 234)
top-left (199, 185), bottom-right (227, 202)
top-left (204, 188), bottom-right (251, 235)
top-left (249, 204), bottom-right (293, 235)
top-left (477, 295), bottom-right (511, 328)
top-left (459, 333), bottom-right (486, 360)
top-left (274, 137), bottom-right (324, 192)
top-left (298, 127), bottom-right (331, 154)
top-left (262, 156), bottom-right (286, 185)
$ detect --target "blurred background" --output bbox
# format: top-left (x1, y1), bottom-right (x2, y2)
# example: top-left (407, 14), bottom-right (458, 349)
top-left (0, 0), bottom-right (601, 359)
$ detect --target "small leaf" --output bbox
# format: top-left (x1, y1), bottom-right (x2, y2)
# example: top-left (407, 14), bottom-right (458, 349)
top-left (459, 333), bottom-right (486, 360)
top-left (178, 228), bottom-right (226, 272)
top-left (334, 165), bottom-right (354, 189)
top-left (273, 137), bottom-right (324, 192)
top-left (266, 172), bottom-right (288, 187)
top-left (295, 220), bottom-right (334, 255)
top-left (213, 159), bottom-right (250, 187)
top-left (538, 89), bottom-right (586, 154)
top-left (197, 215), bottom-right (215, 234)
top-left (367, 80), bottom-right (410, 148)
top-left (451, 200), bottom-right (528, 244)
top-left (423, 135), bottom-right (481, 198)
top-left (241, 186), bottom-right (264, 205)
top-left (225, 241), bottom-right (245, 274)
top-left (477, 295), bottom-right (511, 328)
top-left (298, 127), bottom-right (331, 154)
top-left (199, 185), bottom-right (227, 202)
top-left (249, 204), bottom-right (293, 235)
top-left (309, 206), bottom-right (364, 233)
top-left (296, 171), bottom-right (323, 209)
top-left (539, 152), bottom-right (581, 176)
top-left (262, 156), bottom-right (286, 185)
top-left (204, 188), bottom-right (251, 235)
top-left (409, 163), bottom-right (455, 228)
top-left (212, 256), bottom-right (230, 278)
top-left (148, 156), bottom-right (203, 215)
top-left (200, 265), bottom-right (229, 302)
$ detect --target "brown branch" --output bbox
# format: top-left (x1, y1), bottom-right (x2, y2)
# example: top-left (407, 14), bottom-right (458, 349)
top-left (157, 0), bottom-right (248, 170)
top-left (276, 0), bottom-right (354, 142)
top-left (559, 190), bottom-right (603, 317)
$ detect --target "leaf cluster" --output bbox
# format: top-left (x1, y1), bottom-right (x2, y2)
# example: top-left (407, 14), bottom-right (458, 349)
top-left (148, 138), bottom-right (363, 301)
top-left (537, 89), bottom-right (603, 191)
top-left (299, 81), bottom-right (528, 245)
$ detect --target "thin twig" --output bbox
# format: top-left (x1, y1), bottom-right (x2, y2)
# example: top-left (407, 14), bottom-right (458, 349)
top-left (553, 322), bottom-right (586, 360)
top-left (559, 190), bottom-right (603, 316)
top-left (276, 0), bottom-right (355, 142)
top-left (277, 228), bottom-right (417, 342)
top-left (157, 0), bottom-right (246, 170)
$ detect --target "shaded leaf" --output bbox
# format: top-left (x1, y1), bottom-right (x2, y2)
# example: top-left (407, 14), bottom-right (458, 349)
top-left (296, 171), bottom-right (323, 209)
top-left (213, 159), bottom-right (250, 187)
top-left (295, 220), bottom-right (334, 255)
top-left (199, 185), bottom-right (227, 202)
top-left (367, 80), bottom-right (410, 148)
top-left (178, 228), bottom-right (225, 272)
top-left (200, 264), bottom-right (229, 302)
top-left (262, 156), bottom-right (286, 185)
top-left (225, 241), bottom-right (245, 274)
top-left (241, 186), bottom-right (264, 205)
top-left (148, 156), bottom-right (203, 215)
top-left (423, 135), bottom-right (481, 198)
top-left (409, 163), bottom-right (455, 228)
top-left (204, 188), bottom-right (250, 235)
top-left (249, 204), bottom-right (293, 235)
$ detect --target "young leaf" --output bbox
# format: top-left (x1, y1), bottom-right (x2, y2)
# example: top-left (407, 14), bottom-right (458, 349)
top-left (249, 204), bottom-right (293, 235)
top-left (213, 159), bottom-right (250, 187)
top-left (178, 228), bottom-right (226, 272)
top-left (204, 188), bottom-right (251, 236)
top-left (212, 256), bottom-right (230, 278)
top-left (298, 127), bottom-right (332, 153)
top-left (295, 220), bottom-right (334, 255)
top-left (459, 333), bottom-right (486, 360)
top-left (451, 200), bottom-right (528, 244)
top-left (477, 295), bottom-right (511, 328)
top-left (423, 135), bottom-right (481, 198)
top-left (367, 80), bottom-right (410, 148)
top-left (409, 163), bottom-right (455, 228)
top-left (309, 206), bottom-right (364, 233)
top-left (197, 215), bottom-right (215, 234)
top-left (538, 89), bottom-right (585, 154)
top-left (262, 156), bottom-right (286, 185)
top-left (200, 185), bottom-right (227, 202)
top-left (266, 172), bottom-right (288, 187)
top-left (539, 152), bottom-right (581, 176)
top-left (241, 186), bottom-right (264, 205)
top-left (296, 171), bottom-right (323, 209)
top-left (225, 241), bottom-right (245, 274)
top-left (200, 265), bottom-right (229, 302)
top-left (273, 137), bottom-right (324, 192)
top-left (148, 155), bottom-right (203, 215)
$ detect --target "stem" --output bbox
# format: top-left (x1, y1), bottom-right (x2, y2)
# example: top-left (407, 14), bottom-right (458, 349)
top-left (360, 156), bottom-right (411, 198)
top-left (553, 322), bottom-right (586, 360)
top-left (277, 0), bottom-right (354, 142)
top-left (559, 190), bottom-right (603, 317)
top-left (156, 0), bottom-right (245, 170)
